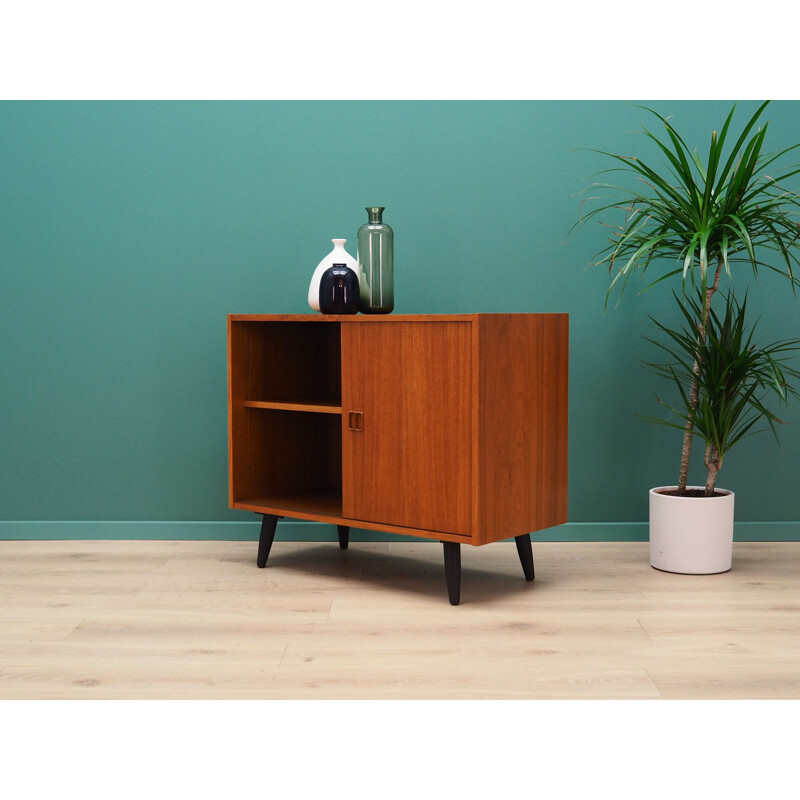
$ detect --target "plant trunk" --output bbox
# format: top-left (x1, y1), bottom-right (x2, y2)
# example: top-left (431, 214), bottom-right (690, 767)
top-left (704, 443), bottom-right (721, 496)
top-left (677, 260), bottom-right (725, 494)
top-left (677, 360), bottom-right (703, 491)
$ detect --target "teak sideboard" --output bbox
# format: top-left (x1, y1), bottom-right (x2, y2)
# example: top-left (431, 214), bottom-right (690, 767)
top-left (227, 313), bottom-right (568, 604)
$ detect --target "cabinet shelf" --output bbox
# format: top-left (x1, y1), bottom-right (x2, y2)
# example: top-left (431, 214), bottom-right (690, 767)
top-left (233, 489), bottom-right (343, 520)
top-left (242, 399), bottom-right (342, 415)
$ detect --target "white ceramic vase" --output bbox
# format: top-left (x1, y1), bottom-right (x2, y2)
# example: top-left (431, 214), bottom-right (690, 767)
top-left (308, 239), bottom-right (359, 312)
top-left (649, 486), bottom-right (735, 575)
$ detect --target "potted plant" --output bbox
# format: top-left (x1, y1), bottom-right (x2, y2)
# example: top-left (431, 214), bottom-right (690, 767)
top-left (574, 100), bottom-right (800, 572)
top-left (645, 290), bottom-right (800, 572)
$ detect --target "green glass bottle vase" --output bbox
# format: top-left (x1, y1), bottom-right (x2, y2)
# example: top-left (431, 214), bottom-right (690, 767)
top-left (356, 206), bottom-right (394, 313)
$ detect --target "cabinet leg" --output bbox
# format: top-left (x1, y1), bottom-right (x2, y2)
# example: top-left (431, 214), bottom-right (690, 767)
top-left (257, 514), bottom-right (280, 568)
top-left (337, 525), bottom-right (350, 550)
top-left (442, 541), bottom-right (462, 605)
top-left (515, 534), bottom-right (535, 581)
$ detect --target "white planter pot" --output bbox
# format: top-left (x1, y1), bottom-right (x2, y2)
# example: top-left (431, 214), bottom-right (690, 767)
top-left (649, 486), bottom-right (735, 574)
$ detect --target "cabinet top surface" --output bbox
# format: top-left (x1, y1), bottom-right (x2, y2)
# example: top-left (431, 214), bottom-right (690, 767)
top-left (228, 313), bottom-right (567, 323)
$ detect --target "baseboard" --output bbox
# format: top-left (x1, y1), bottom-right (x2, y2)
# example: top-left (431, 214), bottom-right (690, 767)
top-left (2, 520), bottom-right (800, 541)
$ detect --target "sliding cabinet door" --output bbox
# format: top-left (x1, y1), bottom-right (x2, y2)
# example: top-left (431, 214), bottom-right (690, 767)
top-left (342, 321), bottom-right (472, 537)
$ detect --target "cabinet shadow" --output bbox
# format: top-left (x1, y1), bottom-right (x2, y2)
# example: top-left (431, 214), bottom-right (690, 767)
top-left (253, 543), bottom-right (537, 604)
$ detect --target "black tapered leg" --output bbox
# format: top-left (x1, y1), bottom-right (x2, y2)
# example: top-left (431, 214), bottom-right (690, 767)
top-left (515, 534), bottom-right (535, 581)
top-left (256, 514), bottom-right (280, 568)
top-left (442, 541), bottom-right (462, 605)
top-left (337, 525), bottom-right (350, 550)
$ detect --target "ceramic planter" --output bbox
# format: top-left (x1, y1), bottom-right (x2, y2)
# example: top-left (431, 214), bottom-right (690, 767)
top-left (649, 486), bottom-right (735, 574)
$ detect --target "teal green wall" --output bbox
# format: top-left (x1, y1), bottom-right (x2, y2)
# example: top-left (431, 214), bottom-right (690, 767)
top-left (2, 100), bottom-right (800, 540)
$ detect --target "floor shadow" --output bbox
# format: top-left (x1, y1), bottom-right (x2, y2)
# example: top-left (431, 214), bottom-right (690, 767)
top-left (249, 543), bottom-right (535, 604)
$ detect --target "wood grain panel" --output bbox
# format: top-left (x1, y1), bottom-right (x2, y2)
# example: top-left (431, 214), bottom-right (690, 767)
top-left (475, 314), bottom-right (568, 544)
top-left (242, 400), bottom-right (342, 414)
top-left (231, 499), bottom-right (470, 543)
top-left (342, 321), bottom-right (472, 536)
top-left (229, 314), bottom-right (474, 323)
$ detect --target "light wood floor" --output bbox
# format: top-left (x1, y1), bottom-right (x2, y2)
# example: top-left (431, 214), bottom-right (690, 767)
top-left (1, 539), bottom-right (799, 699)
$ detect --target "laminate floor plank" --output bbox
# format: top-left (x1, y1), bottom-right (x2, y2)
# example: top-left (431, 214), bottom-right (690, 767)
top-left (2, 540), bottom-right (800, 698)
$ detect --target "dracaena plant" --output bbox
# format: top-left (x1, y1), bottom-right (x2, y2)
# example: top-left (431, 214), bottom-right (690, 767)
top-left (574, 101), bottom-right (800, 494)
top-left (644, 291), bottom-right (800, 496)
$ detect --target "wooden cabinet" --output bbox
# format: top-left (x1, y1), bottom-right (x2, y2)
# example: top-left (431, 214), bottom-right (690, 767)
top-left (228, 313), bottom-right (568, 604)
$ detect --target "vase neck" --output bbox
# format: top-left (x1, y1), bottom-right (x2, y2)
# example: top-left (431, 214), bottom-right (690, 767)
top-left (331, 238), bottom-right (347, 250)
top-left (366, 207), bottom-right (384, 224)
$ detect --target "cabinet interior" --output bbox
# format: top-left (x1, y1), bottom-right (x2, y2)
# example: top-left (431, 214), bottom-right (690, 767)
top-left (230, 320), bottom-right (341, 406)
top-left (229, 320), bottom-right (343, 515)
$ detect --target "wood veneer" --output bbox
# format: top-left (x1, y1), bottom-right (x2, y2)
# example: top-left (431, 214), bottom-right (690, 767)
top-left (342, 321), bottom-right (472, 536)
